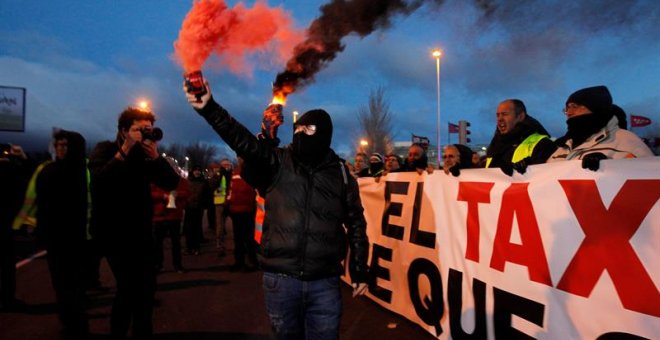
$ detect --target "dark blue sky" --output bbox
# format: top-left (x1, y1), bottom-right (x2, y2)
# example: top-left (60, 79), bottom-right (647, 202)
top-left (1, 0), bottom-right (658, 158)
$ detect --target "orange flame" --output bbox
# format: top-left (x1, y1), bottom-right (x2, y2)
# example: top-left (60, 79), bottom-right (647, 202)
top-left (271, 83), bottom-right (295, 105)
top-left (271, 92), bottom-right (286, 106)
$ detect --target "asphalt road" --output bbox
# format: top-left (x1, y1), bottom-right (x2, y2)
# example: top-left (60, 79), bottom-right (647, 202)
top-left (2, 223), bottom-right (435, 339)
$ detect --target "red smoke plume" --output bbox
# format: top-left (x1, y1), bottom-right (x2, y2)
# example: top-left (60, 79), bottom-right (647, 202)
top-left (173, 0), bottom-right (303, 77)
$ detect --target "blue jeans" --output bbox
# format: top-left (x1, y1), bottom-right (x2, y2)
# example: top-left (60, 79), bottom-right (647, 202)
top-left (262, 272), bottom-right (342, 340)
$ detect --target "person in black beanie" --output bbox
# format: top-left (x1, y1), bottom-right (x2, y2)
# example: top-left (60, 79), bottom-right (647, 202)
top-left (548, 85), bottom-right (653, 170)
top-left (485, 99), bottom-right (556, 175)
top-left (358, 153), bottom-right (384, 178)
top-left (184, 80), bottom-right (369, 340)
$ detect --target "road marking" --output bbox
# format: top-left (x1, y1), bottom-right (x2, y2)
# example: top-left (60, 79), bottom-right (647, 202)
top-left (15, 250), bottom-right (47, 269)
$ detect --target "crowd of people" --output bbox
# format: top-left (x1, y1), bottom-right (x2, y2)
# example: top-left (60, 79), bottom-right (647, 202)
top-left (0, 105), bottom-right (263, 339)
top-left (352, 85), bottom-right (654, 180)
top-left (0, 83), bottom-right (655, 339)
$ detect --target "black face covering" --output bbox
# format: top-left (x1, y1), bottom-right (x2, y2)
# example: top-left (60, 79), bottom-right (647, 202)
top-left (565, 113), bottom-right (610, 148)
top-left (292, 109), bottom-right (333, 166)
top-left (369, 162), bottom-right (384, 174)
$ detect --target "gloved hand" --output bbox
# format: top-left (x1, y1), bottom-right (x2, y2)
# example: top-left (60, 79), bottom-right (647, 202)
top-left (512, 157), bottom-right (529, 175)
top-left (183, 79), bottom-right (212, 110)
top-left (500, 162), bottom-right (514, 176)
top-left (260, 103), bottom-right (283, 141)
top-left (448, 165), bottom-right (461, 177)
top-left (581, 152), bottom-right (607, 171)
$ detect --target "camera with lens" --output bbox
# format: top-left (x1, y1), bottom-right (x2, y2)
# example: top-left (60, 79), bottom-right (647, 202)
top-left (139, 127), bottom-right (163, 142)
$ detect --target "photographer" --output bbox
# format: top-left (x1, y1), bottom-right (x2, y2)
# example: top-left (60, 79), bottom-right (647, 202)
top-left (89, 107), bottom-right (179, 339)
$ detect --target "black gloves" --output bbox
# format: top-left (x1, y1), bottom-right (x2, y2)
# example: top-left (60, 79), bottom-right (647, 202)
top-left (512, 157), bottom-right (529, 175)
top-left (448, 165), bottom-right (461, 177)
top-left (500, 157), bottom-right (530, 176)
top-left (500, 162), bottom-right (514, 176)
top-left (581, 152), bottom-right (607, 171)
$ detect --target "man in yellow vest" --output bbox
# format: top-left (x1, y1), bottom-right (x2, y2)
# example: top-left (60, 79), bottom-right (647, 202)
top-left (211, 158), bottom-right (232, 255)
top-left (485, 99), bottom-right (557, 175)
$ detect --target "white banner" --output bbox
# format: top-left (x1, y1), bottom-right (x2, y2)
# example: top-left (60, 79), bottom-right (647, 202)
top-left (354, 157), bottom-right (660, 339)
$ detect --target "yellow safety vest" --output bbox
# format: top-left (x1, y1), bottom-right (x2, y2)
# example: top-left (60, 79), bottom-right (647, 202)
top-left (213, 175), bottom-right (227, 205)
top-left (13, 160), bottom-right (93, 240)
top-left (486, 133), bottom-right (548, 168)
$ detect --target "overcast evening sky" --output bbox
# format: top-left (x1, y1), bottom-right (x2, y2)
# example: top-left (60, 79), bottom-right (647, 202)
top-left (1, 0), bottom-right (658, 159)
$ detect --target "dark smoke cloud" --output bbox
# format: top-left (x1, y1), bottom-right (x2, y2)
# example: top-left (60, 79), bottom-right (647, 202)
top-left (443, 0), bottom-right (660, 97)
top-left (272, 0), bottom-right (445, 99)
top-left (475, 0), bottom-right (659, 35)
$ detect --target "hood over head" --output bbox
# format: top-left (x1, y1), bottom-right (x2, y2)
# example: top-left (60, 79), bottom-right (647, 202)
top-left (292, 109), bottom-right (333, 165)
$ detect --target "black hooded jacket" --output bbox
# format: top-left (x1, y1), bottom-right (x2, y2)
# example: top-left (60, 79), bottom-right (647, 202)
top-left (195, 98), bottom-right (369, 283)
top-left (35, 131), bottom-right (88, 248)
top-left (486, 115), bottom-right (556, 168)
top-left (89, 139), bottom-right (179, 248)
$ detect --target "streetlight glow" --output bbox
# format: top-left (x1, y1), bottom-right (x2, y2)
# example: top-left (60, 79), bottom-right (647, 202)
top-left (359, 139), bottom-right (369, 147)
top-left (432, 48), bottom-right (443, 165)
top-left (138, 99), bottom-right (150, 111)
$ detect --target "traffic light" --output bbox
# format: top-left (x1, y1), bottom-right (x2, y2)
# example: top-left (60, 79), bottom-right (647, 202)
top-left (458, 120), bottom-right (471, 144)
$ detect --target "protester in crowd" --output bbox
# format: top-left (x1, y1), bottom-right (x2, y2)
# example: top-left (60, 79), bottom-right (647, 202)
top-left (485, 99), bottom-right (556, 175)
top-left (152, 161), bottom-right (189, 274)
top-left (204, 168), bottom-right (216, 239)
top-left (548, 86), bottom-right (653, 170)
top-left (471, 152), bottom-right (483, 168)
top-left (89, 107), bottom-right (179, 339)
top-left (358, 152), bottom-right (385, 178)
top-left (210, 158), bottom-right (232, 256)
top-left (384, 153), bottom-right (402, 174)
top-left (400, 143), bottom-right (434, 174)
top-left (28, 130), bottom-right (90, 338)
top-left (352, 152), bottom-right (368, 178)
top-left (184, 165), bottom-right (211, 256)
top-left (442, 144), bottom-right (474, 176)
top-left (184, 80), bottom-right (369, 339)
top-left (0, 144), bottom-right (32, 311)
top-left (226, 157), bottom-right (258, 272)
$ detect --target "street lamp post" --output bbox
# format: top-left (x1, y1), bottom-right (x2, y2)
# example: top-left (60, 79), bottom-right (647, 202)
top-left (432, 49), bottom-right (442, 166)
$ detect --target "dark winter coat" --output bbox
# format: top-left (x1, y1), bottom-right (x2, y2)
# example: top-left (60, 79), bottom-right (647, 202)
top-left (35, 131), bottom-right (88, 249)
top-left (89, 141), bottom-right (179, 248)
top-left (186, 175), bottom-right (211, 209)
top-left (486, 114), bottom-right (556, 168)
top-left (195, 99), bottom-right (369, 283)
